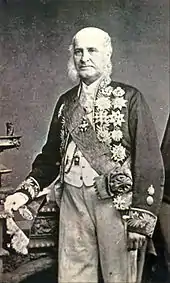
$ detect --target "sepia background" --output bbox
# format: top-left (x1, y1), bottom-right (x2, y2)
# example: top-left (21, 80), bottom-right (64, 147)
top-left (0, 0), bottom-right (169, 188)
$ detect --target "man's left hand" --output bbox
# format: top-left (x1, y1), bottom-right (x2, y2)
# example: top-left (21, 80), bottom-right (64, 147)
top-left (127, 232), bottom-right (146, 250)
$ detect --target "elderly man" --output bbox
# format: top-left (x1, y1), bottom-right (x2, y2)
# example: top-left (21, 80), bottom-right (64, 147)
top-left (4, 27), bottom-right (164, 283)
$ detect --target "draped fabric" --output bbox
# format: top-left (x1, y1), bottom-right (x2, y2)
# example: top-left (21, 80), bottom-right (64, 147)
top-left (161, 115), bottom-right (170, 203)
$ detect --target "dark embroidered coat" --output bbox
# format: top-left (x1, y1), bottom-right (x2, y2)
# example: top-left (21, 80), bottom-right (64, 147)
top-left (27, 81), bottom-right (164, 238)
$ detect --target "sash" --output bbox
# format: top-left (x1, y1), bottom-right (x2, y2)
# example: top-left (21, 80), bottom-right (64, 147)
top-left (64, 98), bottom-right (131, 199)
top-left (64, 99), bottom-right (120, 175)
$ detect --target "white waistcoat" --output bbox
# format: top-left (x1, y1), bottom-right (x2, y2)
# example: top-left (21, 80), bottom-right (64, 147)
top-left (64, 141), bottom-right (99, 187)
top-left (64, 80), bottom-right (101, 187)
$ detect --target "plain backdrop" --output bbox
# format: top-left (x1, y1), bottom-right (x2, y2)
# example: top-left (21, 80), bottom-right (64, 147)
top-left (0, 0), bottom-right (169, 188)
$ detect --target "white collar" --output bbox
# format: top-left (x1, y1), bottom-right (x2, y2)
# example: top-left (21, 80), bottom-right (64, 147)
top-left (78, 77), bottom-right (102, 113)
top-left (81, 77), bottom-right (102, 94)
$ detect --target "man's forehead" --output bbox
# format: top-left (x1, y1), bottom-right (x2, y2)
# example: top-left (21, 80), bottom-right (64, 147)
top-left (74, 29), bottom-right (106, 49)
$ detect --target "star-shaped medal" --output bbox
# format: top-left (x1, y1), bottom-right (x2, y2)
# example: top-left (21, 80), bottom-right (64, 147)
top-left (78, 117), bottom-right (89, 132)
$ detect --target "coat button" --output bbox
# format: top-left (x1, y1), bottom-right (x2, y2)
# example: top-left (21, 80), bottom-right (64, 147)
top-left (147, 185), bottom-right (155, 195)
top-left (80, 176), bottom-right (83, 180)
top-left (74, 156), bottom-right (80, 165)
top-left (146, 196), bottom-right (154, 205)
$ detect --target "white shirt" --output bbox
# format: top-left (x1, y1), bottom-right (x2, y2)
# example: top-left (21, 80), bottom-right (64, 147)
top-left (79, 77), bottom-right (101, 115)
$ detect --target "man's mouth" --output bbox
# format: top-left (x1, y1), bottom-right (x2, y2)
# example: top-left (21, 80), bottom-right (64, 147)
top-left (79, 66), bottom-right (93, 69)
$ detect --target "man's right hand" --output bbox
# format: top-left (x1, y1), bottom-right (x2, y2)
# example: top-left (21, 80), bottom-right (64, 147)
top-left (4, 192), bottom-right (29, 214)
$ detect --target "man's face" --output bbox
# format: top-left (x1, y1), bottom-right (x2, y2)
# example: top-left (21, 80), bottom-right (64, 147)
top-left (73, 32), bottom-right (107, 85)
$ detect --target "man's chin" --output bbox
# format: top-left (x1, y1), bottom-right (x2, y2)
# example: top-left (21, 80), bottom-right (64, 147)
top-left (79, 71), bottom-right (101, 82)
top-left (79, 70), bottom-right (93, 77)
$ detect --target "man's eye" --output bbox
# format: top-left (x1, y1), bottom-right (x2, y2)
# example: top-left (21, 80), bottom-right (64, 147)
top-left (74, 50), bottom-right (82, 56)
top-left (88, 48), bottom-right (98, 53)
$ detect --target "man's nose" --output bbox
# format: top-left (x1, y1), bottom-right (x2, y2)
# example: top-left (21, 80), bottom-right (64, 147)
top-left (80, 50), bottom-right (90, 62)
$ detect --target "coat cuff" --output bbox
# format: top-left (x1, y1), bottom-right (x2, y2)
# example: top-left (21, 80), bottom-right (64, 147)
top-left (126, 207), bottom-right (157, 238)
top-left (16, 177), bottom-right (40, 200)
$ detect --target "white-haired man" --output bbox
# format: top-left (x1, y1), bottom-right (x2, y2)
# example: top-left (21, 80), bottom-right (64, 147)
top-left (4, 27), bottom-right (164, 283)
